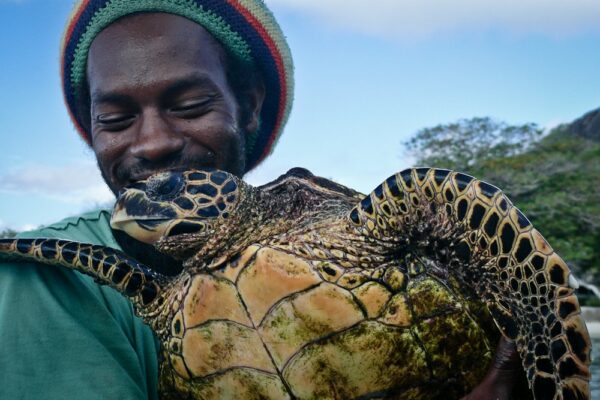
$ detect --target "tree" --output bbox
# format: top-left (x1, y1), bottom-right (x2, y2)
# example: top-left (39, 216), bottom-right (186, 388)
top-left (403, 117), bottom-right (543, 173)
top-left (0, 229), bottom-right (17, 238)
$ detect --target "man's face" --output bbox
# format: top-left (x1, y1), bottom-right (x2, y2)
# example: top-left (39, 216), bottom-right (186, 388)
top-left (87, 13), bottom-right (249, 195)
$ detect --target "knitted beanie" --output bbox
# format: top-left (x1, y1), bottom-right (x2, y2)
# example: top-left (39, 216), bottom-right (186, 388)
top-left (61, 0), bottom-right (294, 172)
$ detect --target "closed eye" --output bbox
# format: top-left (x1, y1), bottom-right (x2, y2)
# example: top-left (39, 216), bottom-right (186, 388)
top-left (169, 97), bottom-right (213, 118)
top-left (96, 113), bottom-right (136, 131)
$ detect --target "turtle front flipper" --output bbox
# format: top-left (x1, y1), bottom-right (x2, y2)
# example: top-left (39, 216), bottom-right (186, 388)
top-left (346, 168), bottom-right (591, 400)
top-left (0, 238), bottom-right (166, 316)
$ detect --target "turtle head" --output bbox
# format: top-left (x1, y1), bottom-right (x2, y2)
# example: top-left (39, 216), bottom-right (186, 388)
top-left (111, 169), bottom-right (242, 249)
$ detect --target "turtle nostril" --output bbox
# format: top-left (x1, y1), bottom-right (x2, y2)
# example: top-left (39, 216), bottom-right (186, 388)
top-left (147, 172), bottom-right (185, 201)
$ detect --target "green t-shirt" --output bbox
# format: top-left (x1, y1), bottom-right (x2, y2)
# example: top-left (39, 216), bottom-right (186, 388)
top-left (0, 210), bottom-right (159, 399)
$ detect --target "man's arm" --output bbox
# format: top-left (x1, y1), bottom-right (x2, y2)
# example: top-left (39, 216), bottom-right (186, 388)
top-left (461, 337), bottom-right (525, 400)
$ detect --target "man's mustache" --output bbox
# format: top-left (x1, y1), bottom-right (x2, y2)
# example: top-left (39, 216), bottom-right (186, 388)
top-left (116, 154), bottom-right (217, 184)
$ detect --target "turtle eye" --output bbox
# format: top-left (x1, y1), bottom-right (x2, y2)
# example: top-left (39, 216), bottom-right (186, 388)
top-left (147, 172), bottom-right (185, 201)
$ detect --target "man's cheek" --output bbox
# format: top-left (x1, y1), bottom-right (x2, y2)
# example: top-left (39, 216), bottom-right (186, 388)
top-left (93, 145), bottom-right (120, 193)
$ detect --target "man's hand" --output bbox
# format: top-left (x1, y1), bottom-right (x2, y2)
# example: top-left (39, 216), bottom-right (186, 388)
top-left (461, 337), bottom-right (522, 400)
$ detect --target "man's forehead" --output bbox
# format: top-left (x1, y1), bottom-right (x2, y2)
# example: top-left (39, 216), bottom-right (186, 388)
top-left (89, 13), bottom-right (225, 65)
top-left (87, 13), bottom-right (228, 94)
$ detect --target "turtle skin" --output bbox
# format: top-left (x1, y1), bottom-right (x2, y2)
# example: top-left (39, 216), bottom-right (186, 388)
top-left (0, 167), bottom-right (591, 399)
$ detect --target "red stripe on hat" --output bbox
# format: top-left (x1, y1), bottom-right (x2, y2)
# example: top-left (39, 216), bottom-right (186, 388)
top-left (61, 0), bottom-right (92, 84)
top-left (225, 0), bottom-right (288, 164)
top-left (64, 0), bottom-right (92, 48)
top-left (61, 0), bottom-right (93, 145)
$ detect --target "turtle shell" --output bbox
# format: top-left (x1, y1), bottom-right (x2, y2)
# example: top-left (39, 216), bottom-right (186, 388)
top-left (161, 248), bottom-right (502, 399)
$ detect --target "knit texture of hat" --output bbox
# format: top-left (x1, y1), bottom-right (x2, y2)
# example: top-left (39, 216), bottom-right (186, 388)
top-left (61, 0), bottom-right (294, 172)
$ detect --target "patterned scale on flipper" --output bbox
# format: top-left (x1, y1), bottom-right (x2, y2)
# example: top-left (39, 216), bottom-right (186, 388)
top-left (346, 168), bottom-right (591, 400)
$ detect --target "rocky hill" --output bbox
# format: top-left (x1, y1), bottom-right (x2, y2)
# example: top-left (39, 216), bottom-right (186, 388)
top-left (566, 107), bottom-right (600, 142)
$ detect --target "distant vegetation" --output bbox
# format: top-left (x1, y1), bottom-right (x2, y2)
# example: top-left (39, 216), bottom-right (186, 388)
top-left (0, 229), bottom-right (17, 238)
top-left (404, 115), bottom-right (600, 290)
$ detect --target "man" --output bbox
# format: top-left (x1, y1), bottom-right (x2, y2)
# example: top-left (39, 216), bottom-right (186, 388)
top-left (0, 1), bottom-right (522, 398)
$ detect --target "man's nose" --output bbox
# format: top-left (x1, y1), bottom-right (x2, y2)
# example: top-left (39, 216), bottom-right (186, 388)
top-left (129, 110), bottom-right (185, 162)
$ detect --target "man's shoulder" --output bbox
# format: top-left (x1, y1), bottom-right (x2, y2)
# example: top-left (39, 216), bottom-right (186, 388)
top-left (18, 209), bottom-right (121, 249)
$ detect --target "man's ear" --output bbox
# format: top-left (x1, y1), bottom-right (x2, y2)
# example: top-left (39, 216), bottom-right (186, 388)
top-left (243, 78), bottom-right (266, 134)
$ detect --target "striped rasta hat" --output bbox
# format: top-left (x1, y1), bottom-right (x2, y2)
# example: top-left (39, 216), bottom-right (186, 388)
top-left (61, 0), bottom-right (294, 172)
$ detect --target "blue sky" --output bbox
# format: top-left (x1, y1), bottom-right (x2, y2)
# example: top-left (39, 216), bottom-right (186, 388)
top-left (1, 0), bottom-right (599, 231)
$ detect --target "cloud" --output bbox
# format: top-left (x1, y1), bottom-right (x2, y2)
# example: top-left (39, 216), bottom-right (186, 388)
top-left (267, 0), bottom-right (600, 39)
top-left (0, 162), bottom-right (114, 206)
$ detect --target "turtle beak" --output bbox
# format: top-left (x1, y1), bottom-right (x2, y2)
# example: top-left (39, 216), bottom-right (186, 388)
top-left (111, 189), bottom-right (179, 244)
top-left (111, 187), bottom-right (210, 244)
top-left (111, 217), bottom-right (173, 244)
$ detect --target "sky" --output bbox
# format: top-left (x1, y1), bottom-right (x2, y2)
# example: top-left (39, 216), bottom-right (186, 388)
top-left (0, 0), bottom-right (599, 231)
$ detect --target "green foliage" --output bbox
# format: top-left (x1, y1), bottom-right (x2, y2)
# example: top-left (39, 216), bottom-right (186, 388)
top-left (581, 296), bottom-right (600, 307)
top-left (0, 229), bottom-right (17, 239)
top-left (403, 117), bottom-right (543, 172)
top-left (405, 117), bottom-right (600, 283)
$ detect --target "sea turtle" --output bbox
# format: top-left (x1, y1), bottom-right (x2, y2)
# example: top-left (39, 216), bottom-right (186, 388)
top-left (0, 167), bottom-right (591, 399)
